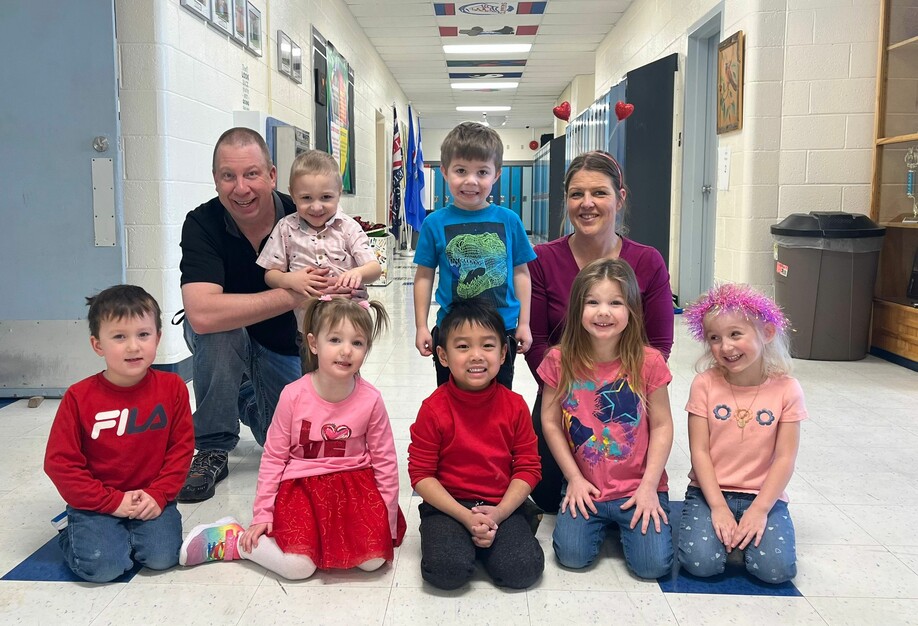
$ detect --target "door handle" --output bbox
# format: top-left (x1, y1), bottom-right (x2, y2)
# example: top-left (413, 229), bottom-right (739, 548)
top-left (702, 185), bottom-right (712, 194)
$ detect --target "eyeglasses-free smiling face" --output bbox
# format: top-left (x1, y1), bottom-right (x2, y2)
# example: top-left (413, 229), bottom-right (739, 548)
top-left (307, 319), bottom-right (370, 382)
top-left (436, 321), bottom-right (507, 391)
top-left (442, 158), bottom-right (501, 211)
top-left (565, 169), bottom-right (625, 239)
top-left (704, 311), bottom-right (771, 386)
top-left (90, 313), bottom-right (161, 387)
top-left (290, 172), bottom-right (342, 230)
top-left (213, 143), bottom-right (278, 228)
top-left (580, 278), bottom-right (630, 358)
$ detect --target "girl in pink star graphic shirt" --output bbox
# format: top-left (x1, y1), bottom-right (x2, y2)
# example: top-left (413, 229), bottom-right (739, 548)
top-left (180, 297), bottom-right (405, 579)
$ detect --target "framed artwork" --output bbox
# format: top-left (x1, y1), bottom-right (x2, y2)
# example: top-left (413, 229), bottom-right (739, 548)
top-left (314, 66), bottom-right (327, 105)
top-left (291, 42), bottom-right (303, 84)
top-left (716, 30), bottom-right (744, 134)
top-left (180, 0), bottom-right (210, 20)
top-left (277, 31), bottom-right (292, 76)
top-left (232, 0), bottom-right (247, 45)
top-left (210, 0), bottom-right (231, 35)
top-left (246, 2), bottom-right (263, 56)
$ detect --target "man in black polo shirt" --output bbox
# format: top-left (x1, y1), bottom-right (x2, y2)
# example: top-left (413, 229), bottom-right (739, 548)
top-left (177, 127), bottom-right (333, 502)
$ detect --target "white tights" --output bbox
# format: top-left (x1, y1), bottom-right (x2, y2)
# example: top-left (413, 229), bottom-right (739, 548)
top-left (239, 537), bottom-right (385, 579)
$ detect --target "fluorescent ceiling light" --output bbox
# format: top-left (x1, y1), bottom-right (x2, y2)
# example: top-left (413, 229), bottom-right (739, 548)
top-left (456, 106), bottom-right (512, 112)
top-left (451, 82), bottom-right (518, 90)
top-left (443, 44), bottom-right (532, 54)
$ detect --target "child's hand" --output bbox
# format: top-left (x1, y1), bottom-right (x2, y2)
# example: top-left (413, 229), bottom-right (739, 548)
top-left (733, 505), bottom-right (767, 550)
top-left (112, 492), bottom-right (137, 518)
top-left (562, 476), bottom-right (600, 520)
top-left (285, 267), bottom-right (331, 297)
top-left (131, 490), bottom-right (162, 521)
top-left (470, 504), bottom-right (505, 526)
top-left (415, 327), bottom-right (433, 357)
top-left (620, 485), bottom-right (668, 534)
top-left (515, 324), bottom-right (532, 354)
top-left (334, 269), bottom-right (364, 290)
top-left (710, 505), bottom-right (738, 550)
top-left (466, 511), bottom-right (498, 548)
top-left (240, 523), bottom-right (272, 553)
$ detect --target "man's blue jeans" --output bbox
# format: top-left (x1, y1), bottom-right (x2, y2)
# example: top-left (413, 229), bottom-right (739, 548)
top-left (552, 486), bottom-right (673, 579)
top-left (184, 321), bottom-right (301, 450)
top-left (677, 486), bottom-right (797, 583)
top-left (59, 502), bottom-right (182, 583)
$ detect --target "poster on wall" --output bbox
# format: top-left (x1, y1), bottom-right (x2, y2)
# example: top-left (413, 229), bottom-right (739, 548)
top-left (325, 42), bottom-right (354, 194)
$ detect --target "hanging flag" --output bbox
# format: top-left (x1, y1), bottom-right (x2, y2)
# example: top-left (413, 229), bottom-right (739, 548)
top-left (389, 107), bottom-right (404, 240)
top-left (416, 117), bottom-right (426, 216)
top-left (404, 105), bottom-right (427, 231)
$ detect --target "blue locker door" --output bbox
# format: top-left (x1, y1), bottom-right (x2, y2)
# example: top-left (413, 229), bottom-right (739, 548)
top-left (499, 172), bottom-right (511, 208)
top-left (434, 169), bottom-right (445, 209)
top-left (509, 166), bottom-right (522, 217)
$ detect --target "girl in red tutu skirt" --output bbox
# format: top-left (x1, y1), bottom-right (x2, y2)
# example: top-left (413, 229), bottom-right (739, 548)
top-left (180, 296), bottom-right (406, 579)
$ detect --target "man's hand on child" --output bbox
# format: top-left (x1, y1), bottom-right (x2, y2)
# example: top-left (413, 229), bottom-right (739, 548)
top-left (515, 324), bottom-right (532, 354)
top-left (561, 476), bottom-right (600, 520)
top-left (733, 505), bottom-right (767, 550)
top-left (621, 484), bottom-right (668, 534)
top-left (284, 267), bottom-right (331, 298)
top-left (415, 328), bottom-right (433, 357)
top-left (240, 523), bottom-right (272, 553)
top-left (710, 505), bottom-right (738, 550)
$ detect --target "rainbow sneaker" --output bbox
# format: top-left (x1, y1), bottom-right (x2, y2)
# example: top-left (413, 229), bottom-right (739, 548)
top-left (179, 516), bottom-right (244, 566)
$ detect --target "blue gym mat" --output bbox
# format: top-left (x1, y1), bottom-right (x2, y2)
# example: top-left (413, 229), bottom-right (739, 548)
top-left (657, 500), bottom-right (801, 596)
top-left (1, 535), bottom-right (141, 583)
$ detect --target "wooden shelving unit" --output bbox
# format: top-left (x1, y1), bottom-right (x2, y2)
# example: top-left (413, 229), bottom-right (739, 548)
top-left (869, 0), bottom-right (918, 366)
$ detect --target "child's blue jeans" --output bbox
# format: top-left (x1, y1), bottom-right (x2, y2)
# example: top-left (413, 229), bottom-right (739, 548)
top-left (677, 486), bottom-right (797, 583)
top-left (552, 487), bottom-right (673, 579)
top-left (59, 502), bottom-right (182, 583)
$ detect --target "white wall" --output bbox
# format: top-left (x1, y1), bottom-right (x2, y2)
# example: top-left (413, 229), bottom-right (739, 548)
top-left (590, 0), bottom-right (878, 295)
top-left (422, 127), bottom-right (552, 164)
top-left (116, 0), bottom-right (410, 364)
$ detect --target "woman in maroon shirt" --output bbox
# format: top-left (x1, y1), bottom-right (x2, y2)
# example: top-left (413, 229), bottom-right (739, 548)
top-left (526, 151), bottom-right (674, 512)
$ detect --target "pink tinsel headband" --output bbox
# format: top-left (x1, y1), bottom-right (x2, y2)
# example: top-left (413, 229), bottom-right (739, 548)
top-left (683, 283), bottom-right (789, 342)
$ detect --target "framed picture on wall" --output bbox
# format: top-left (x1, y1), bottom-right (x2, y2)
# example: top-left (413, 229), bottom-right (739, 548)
top-left (246, 2), bottom-right (263, 56)
top-left (210, 0), bottom-right (231, 35)
top-left (291, 42), bottom-right (303, 84)
top-left (181, 0), bottom-right (210, 20)
top-left (277, 31), bottom-right (292, 76)
top-left (232, 0), bottom-right (247, 45)
top-left (716, 30), bottom-right (744, 134)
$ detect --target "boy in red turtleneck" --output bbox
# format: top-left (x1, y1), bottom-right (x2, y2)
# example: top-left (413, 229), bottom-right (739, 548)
top-left (408, 299), bottom-right (543, 591)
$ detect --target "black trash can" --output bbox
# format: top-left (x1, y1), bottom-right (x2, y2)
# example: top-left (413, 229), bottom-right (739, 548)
top-left (771, 211), bottom-right (885, 360)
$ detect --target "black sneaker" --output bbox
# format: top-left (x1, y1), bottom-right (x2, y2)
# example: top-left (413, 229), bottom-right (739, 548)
top-left (177, 450), bottom-right (229, 503)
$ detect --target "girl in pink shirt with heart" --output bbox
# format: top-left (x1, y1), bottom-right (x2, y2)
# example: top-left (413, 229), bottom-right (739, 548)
top-left (179, 297), bottom-right (405, 579)
top-left (679, 283), bottom-right (806, 583)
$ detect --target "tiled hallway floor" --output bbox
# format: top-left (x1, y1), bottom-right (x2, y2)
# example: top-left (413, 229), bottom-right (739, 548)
top-left (2, 252), bottom-right (918, 624)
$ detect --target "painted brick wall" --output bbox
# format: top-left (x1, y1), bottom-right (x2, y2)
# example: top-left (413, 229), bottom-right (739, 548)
top-left (116, 0), bottom-right (409, 363)
top-left (591, 0), bottom-right (879, 296)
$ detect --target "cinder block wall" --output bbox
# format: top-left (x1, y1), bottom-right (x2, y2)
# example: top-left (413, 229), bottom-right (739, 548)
top-left (115, 0), bottom-right (409, 365)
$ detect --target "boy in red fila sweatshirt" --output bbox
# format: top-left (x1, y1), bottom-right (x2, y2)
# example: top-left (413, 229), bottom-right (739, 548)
top-left (44, 285), bottom-right (194, 582)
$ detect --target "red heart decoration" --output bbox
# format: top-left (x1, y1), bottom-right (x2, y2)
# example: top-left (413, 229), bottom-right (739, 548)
top-left (322, 423), bottom-right (352, 441)
top-left (615, 101), bottom-right (634, 121)
top-left (552, 101), bottom-right (571, 122)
